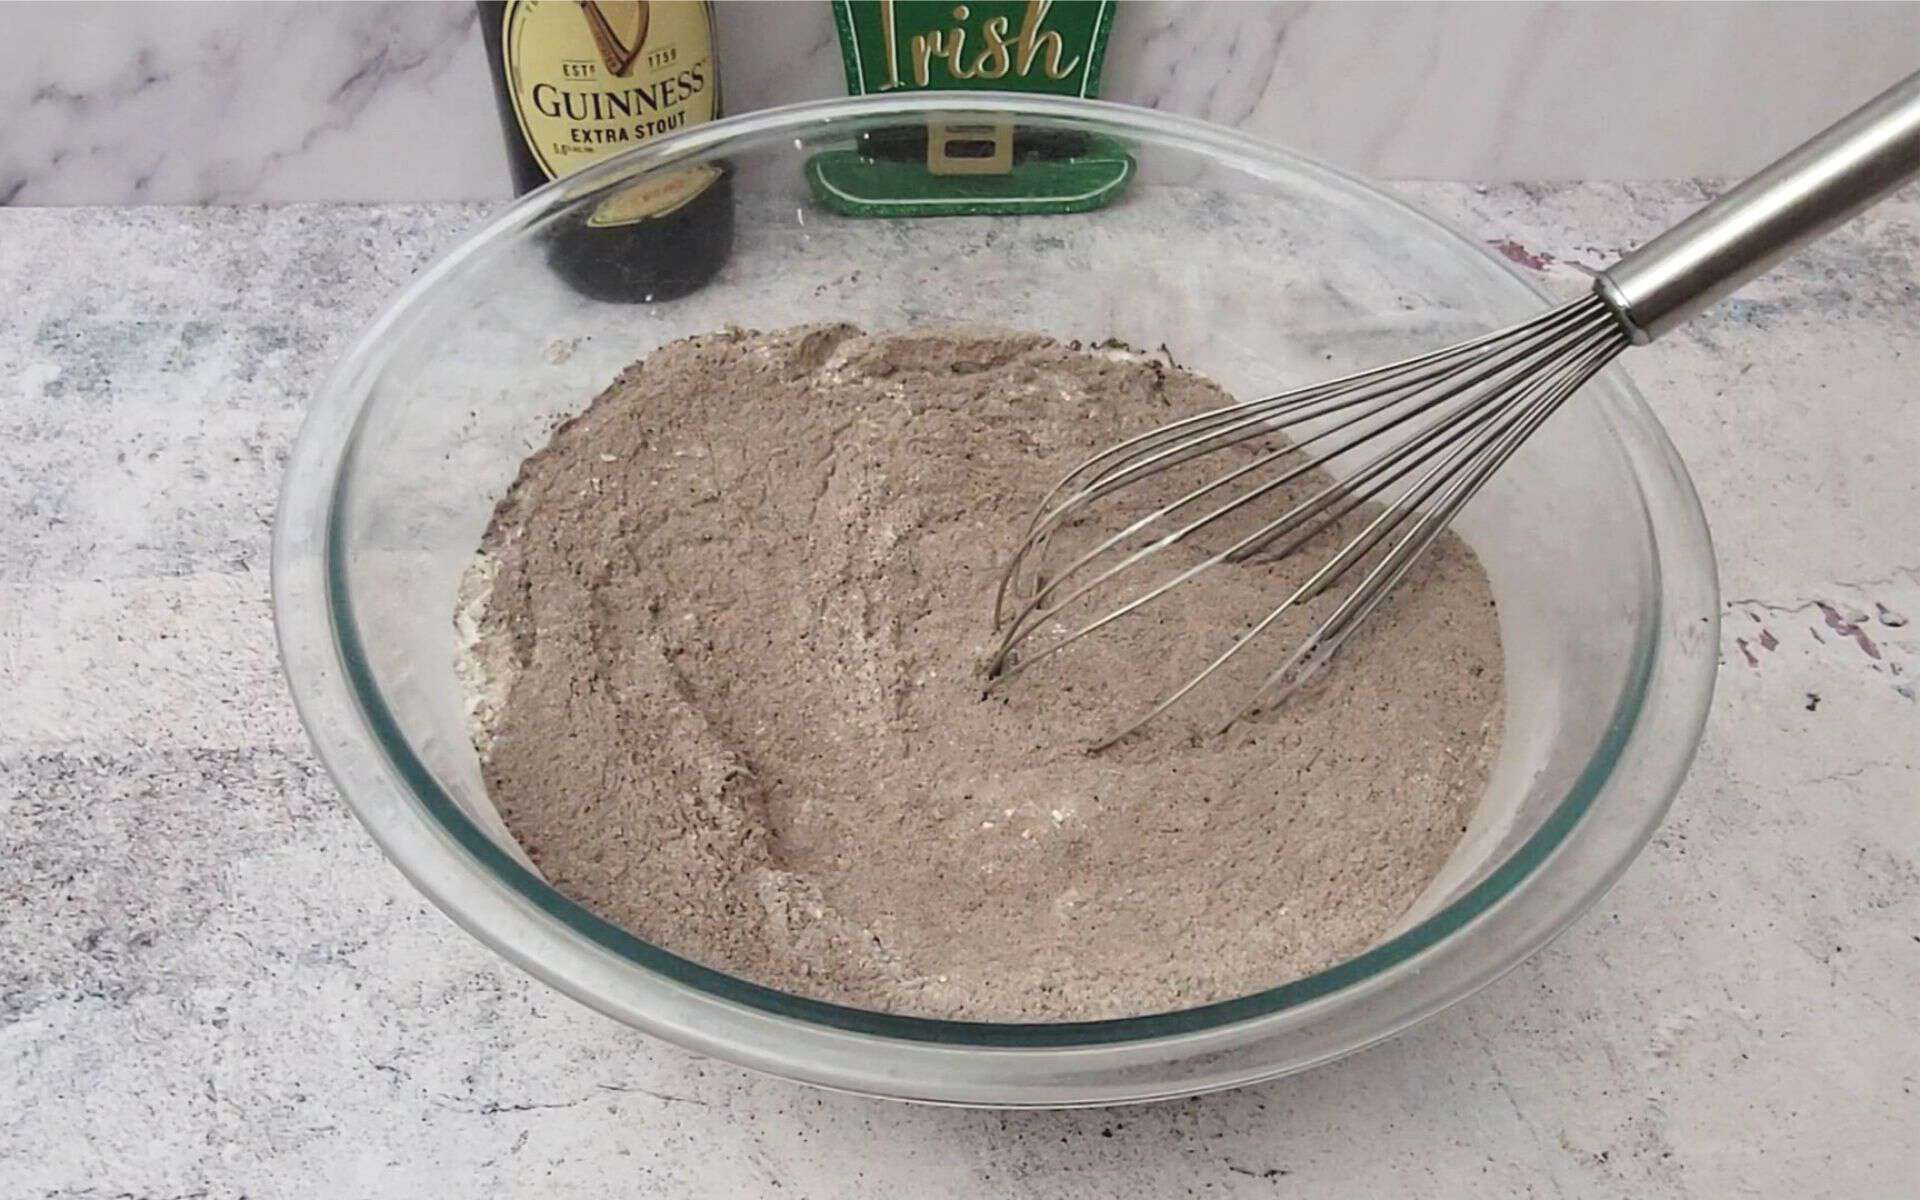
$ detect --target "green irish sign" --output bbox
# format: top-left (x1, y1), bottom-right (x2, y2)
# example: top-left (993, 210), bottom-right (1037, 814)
top-left (831, 0), bottom-right (1117, 98)
top-left (811, 0), bottom-right (1132, 217)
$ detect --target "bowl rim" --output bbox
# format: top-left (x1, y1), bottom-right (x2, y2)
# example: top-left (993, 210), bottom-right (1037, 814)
top-left (272, 91), bottom-right (1720, 1104)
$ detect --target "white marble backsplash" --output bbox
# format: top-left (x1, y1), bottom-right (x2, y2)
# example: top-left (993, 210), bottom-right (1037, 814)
top-left (3, 0), bottom-right (1918, 205)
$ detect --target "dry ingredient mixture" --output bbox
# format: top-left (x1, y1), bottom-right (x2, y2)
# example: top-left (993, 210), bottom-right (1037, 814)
top-left (457, 325), bottom-right (1503, 1021)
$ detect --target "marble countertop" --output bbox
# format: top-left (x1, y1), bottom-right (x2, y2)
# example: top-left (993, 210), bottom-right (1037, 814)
top-left (2, 183), bottom-right (1915, 1197)
top-left (9, 2), bottom-right (1920, 203)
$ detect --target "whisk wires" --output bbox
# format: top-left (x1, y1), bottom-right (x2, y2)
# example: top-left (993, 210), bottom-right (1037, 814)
top-left (987, 293), bottom-right (1632, 749)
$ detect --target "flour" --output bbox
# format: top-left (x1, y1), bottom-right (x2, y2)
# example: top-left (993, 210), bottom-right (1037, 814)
top-left (458, 325), bottom-right (1503, 1021)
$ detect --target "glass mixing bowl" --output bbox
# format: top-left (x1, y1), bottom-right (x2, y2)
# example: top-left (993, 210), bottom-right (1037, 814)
top-left (273, 94), bottom-right (1718, 1106)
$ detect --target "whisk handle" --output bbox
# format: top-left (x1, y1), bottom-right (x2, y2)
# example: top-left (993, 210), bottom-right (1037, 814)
top-left (1595, 68), bottom-right (1920, 344)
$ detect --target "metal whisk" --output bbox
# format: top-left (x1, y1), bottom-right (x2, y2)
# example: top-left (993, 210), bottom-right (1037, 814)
top-left (989, 70), bottom-right (1920, 748)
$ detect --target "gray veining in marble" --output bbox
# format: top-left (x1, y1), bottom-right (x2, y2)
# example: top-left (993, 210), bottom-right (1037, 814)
top-left (2, 182), bottom-right (1916, 1194)
top-left (5, 1), bottom-right (1920, 204)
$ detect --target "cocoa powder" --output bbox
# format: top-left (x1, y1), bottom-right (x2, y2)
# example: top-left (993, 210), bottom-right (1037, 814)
top-left (458, 325), bottom-right (1503, 1021)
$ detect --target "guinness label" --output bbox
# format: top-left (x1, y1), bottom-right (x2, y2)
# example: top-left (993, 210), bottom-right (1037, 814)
top-left (501, 1), bottom-right (719, 222)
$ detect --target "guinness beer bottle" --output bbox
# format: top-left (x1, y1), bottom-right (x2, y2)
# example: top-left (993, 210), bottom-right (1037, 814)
top-left (479, 1), bottom-right (733, 302)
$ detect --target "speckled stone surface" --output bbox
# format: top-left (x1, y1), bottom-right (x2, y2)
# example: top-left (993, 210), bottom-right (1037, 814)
top-left (2, 187), bottom-right (1915, 1197)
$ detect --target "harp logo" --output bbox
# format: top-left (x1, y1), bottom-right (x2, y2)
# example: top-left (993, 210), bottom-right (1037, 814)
top-left (579, 1), bottom-right (649, 77)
